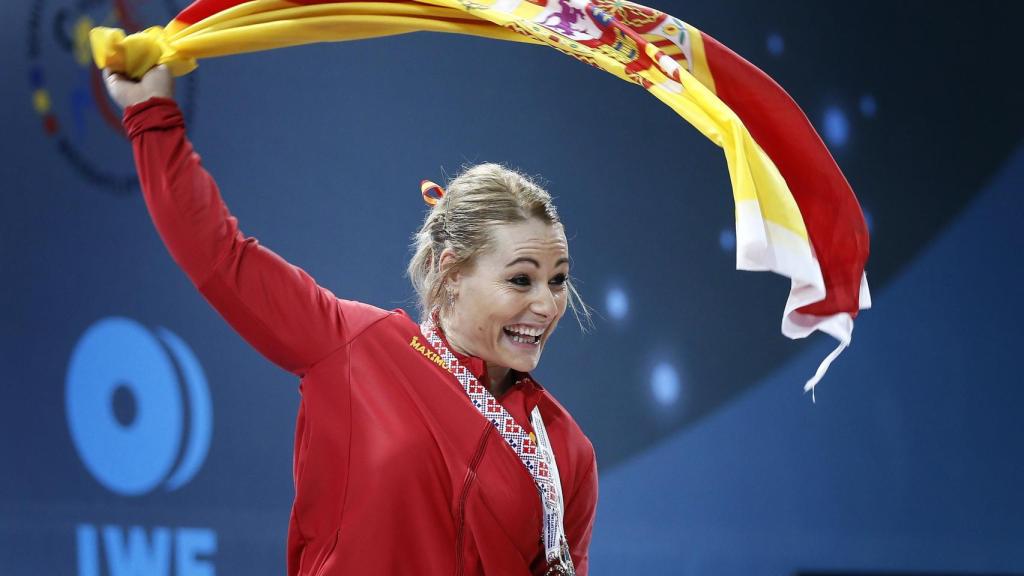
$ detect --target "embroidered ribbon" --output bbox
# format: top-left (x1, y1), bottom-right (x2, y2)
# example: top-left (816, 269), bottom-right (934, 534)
top-left (419, 316), bottom-right (574, 575)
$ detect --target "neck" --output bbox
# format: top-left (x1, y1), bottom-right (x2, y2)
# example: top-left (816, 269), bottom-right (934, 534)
top-left (437, 313), bottom-right (513, 398)
top-left (486, 364), bottom-right (513, 398)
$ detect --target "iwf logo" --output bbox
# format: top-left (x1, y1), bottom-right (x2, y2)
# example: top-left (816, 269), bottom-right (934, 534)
top-left (26, 0), bottom-right (198, 193)
top-left (67, 317), bottom-right (212, 494)
top-left (66, 317), bottom-right (216, 576)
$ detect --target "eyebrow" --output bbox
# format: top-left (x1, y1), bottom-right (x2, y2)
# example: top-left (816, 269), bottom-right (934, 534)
top-left (505, 257), bottom-right (569, 268)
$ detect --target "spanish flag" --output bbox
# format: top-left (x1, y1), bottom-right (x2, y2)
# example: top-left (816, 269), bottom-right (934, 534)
top-left (90, 0), bottom-right (871, 396)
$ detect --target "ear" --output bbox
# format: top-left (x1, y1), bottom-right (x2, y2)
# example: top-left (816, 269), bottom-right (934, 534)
top-left (437, 247), bottom-right (461, 291)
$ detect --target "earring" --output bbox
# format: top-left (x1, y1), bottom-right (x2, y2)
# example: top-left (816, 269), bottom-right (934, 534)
top-left (447, 287), bottom-right (456, 307)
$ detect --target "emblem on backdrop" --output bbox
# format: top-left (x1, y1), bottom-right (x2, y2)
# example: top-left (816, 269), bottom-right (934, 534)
top-left (26, 0), bottom-right (199, 193)
top-left (65, 316), bottom-right (212, 495)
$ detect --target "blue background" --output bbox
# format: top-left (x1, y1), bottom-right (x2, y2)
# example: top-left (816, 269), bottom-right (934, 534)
top-left (2, 0), bottom-right (1023, 573)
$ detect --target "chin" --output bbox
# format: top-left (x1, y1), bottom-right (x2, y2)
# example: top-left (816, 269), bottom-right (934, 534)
top-left (509, 353), bottom-right (541, 373)
top-left (497, 332), bottom-right (545, 373)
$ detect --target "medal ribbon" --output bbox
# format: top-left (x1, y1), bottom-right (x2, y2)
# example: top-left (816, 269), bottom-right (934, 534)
top-left (420, 316), bottom-right (574, 575)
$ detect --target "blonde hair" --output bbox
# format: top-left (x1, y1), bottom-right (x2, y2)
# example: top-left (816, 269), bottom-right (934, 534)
top-left (406, 162), bottom-right (591, 330)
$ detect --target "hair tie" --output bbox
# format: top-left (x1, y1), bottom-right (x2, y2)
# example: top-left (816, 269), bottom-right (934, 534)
top-left (420, 180), bottom-right (445, 206)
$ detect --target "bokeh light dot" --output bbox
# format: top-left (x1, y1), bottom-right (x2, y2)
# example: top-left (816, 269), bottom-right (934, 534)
top-left (766, 33), bottom-right (785, 56)
top-left (606, 287), bottom-right (629, 321)
top-left (719, 228), bottom-right (736, 252)
top-left (822, 106), bottom-right (849, 148)
top-left (859, 94), bottom-right (877, 118)
top-left (651, 362), bottom-right (680, 407)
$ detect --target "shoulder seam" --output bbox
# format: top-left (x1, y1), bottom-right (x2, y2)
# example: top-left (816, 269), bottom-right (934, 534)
top-left (197, 268), bottom-right (312, 375)
top-left (307, 308), bottom-right (400, 369)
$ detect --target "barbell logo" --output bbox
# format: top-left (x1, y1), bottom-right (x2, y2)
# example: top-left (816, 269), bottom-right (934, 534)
top-left (66, 317), bottom-right (212, 496)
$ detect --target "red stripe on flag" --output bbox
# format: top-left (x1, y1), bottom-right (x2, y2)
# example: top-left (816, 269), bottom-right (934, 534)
top-left (175, 0), bottom-right (249, 26)
top-left (701, 32), bottom-right (869, 317)
top-left (175, 0), bottom-right (374, 25)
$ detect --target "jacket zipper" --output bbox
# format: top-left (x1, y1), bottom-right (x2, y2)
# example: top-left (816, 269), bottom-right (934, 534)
top-left (455, 426), bottom-right (492, 576)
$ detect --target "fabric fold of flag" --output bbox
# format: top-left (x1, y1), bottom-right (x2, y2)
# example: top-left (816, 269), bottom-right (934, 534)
top-left (90, 0), bottom-right (871, 395)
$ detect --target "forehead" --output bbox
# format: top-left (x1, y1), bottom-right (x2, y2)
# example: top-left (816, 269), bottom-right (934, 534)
top-left (485, 218), bottom-right (569, 263)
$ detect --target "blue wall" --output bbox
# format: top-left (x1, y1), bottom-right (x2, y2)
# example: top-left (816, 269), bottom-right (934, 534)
top-left (2, 0), bottom-right (1022, 573)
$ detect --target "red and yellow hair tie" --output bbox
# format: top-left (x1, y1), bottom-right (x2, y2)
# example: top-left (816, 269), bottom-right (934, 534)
top-left (420, 180), bottom-right (445, 206)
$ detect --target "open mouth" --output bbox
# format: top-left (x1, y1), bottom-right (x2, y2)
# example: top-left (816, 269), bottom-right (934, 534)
top-left (502, 326), bottom-right (542, 346)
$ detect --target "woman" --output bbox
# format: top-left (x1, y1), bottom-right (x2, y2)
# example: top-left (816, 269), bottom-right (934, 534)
top-left (104, 64), bottom-right (598, 576)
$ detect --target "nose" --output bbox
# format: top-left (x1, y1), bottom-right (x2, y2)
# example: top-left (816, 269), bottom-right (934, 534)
top-left (529, 284), bottom-right (558, 320)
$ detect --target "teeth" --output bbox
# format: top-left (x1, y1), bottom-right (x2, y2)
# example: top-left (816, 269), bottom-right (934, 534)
top-left (505, 324), bottom-right (544, 337)
top-left (509, 333), bottom-right (538, 344)
top-left (504, 325), bottom-right (542, 344)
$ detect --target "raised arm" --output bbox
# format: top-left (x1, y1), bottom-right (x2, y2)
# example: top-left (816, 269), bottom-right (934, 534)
top-left (107, 66), bottom-right (381, 377)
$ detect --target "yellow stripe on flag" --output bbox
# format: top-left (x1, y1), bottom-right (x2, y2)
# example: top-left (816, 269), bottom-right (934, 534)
top-left (684, 23), bottom-right (715, 95)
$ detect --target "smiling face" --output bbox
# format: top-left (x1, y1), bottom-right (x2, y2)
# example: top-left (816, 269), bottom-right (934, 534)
top-left (439, 216), bottom-right (570, 390)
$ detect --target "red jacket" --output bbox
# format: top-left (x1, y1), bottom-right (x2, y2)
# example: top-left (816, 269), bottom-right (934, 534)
top-left (124, 97), bottom-right (598, 575)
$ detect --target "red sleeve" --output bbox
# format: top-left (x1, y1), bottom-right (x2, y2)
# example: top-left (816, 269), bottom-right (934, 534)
top-left (564, 449), bottom-right (598, 575)
top-left (124, 97), bottom-right (379, 377)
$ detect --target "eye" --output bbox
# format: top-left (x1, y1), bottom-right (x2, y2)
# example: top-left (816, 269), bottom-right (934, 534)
top-left (510, 275), bottom-right (531, 287)
top-left (550, 273), bottom-right (568, 287)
